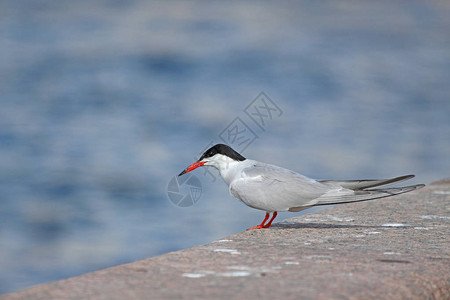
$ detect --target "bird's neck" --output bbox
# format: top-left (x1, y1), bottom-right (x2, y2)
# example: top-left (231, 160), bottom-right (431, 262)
top-left (205, 154), bottom-right (248, 185)
top-left (216, 158), bottom-right (247, 185)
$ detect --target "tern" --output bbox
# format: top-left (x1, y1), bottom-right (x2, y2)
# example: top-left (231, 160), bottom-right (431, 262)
top-left (178, 144), bottom-right (424, 230)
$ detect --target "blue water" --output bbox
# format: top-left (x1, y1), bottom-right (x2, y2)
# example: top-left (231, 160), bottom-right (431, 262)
top-left (1, 0), bottom-right (449, 294)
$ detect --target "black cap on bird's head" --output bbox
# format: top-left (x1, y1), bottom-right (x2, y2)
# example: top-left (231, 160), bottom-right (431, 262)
top-left (178, 144), bottom-right (246, 176)
top-left (198, 144), bottom-right (246, 162)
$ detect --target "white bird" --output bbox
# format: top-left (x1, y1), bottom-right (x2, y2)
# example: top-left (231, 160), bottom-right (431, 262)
top-left (179, 144), bottom-right (424, 230)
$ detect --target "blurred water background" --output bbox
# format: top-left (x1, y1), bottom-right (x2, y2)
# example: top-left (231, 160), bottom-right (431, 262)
top-left (1, 0), bottom-right (449, 294)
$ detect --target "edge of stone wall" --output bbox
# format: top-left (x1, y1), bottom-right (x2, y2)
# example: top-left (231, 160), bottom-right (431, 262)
top-left (2, 179), bottom-right (449, 300)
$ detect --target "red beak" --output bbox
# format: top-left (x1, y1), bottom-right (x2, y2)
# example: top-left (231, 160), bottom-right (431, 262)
top-left (178, 161), bottom-right (206, 176)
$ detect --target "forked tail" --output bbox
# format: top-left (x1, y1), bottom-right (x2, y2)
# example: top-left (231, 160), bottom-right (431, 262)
top-left (316, 175), bottom-right (425, 206)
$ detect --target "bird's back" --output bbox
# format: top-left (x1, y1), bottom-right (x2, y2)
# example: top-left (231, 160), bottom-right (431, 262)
top-left (229, 160), bottom-right (345, 212)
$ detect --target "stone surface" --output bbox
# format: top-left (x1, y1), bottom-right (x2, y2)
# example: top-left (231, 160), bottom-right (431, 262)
top-left (2, 180), bottom-right (449, 300)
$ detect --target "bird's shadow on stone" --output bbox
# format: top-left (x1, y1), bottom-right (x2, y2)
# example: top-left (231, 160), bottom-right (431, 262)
top-left (271, 222), bottom-right (384, 230)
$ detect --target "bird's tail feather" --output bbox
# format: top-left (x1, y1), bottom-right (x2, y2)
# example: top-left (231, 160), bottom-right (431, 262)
top-left (318, 174), bottom-right (415, 190)
top-left (315, 183), bottom-right (425, 206)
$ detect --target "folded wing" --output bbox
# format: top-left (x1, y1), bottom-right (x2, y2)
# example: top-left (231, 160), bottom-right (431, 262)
top-left (230, 163), bottom-right (424, 212)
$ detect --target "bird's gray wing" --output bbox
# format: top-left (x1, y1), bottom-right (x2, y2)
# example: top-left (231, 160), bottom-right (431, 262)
top-left (230, 163), bottom-right (424, 212)
top-left (229, 162), bottom-right (346, 212)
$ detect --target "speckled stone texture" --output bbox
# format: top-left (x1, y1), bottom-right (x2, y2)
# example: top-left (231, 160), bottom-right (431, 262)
top-left (2, 180), bottom-right (449, 300)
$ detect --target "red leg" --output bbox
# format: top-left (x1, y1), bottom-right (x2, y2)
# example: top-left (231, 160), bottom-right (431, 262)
top-left (263, 211), bottom-right (278, 228)
top-left (247, 212), bottom-right (270, 230)
top-left (248, 212), bottom-right (278, 230)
